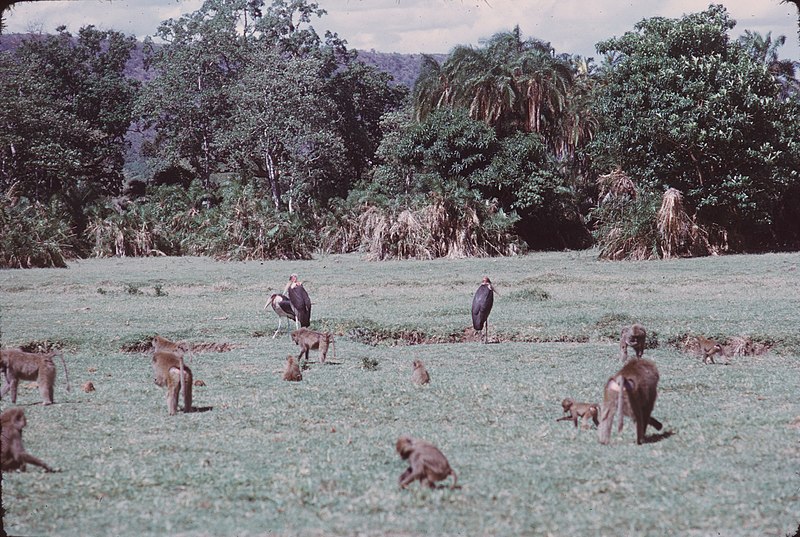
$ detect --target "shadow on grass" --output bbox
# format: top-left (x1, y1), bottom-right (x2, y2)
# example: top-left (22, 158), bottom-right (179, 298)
top-left (190, 406), bottom-right (214, 413)
top-left (643, 429), bottom-right (675, 444)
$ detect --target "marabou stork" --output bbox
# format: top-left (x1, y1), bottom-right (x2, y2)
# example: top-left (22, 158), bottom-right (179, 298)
top-left (264, 293), bottom-right (296, 338)
top-left (285, 274), bottom-right (312, 328)
top-left (471, 277), bottom-right (495, 343)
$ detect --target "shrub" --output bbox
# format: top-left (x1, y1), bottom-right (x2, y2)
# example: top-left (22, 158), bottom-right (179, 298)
top-left (194, 184), bottom-right (313, 261)
top-left (592, 172), bottom-right (727, 260)
top-left (87, 182), bottom-right (315, 261)
top-left (322, 195), bottom-right (523, 260)
top-left (0, 192), bottom-right (74, 268)
top-left (592, 188), bottom-right (660, 261)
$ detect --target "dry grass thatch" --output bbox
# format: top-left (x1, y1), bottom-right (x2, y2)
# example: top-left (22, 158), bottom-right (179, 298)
top-left (657, 188), bottom-right (693, 259)
top-left (356, 201), bottom-right (521, 260)
top-left (598, 168), bottom-right (637, 202)
top-left (657, 188), bottom-right (728, 258)
top-left (600, 226), bottom-right (658, 261)
top-left (679, 334), bottom-right (773, 359)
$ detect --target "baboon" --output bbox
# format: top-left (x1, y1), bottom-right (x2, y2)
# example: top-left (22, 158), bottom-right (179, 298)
top-left (82, 381), bottom-right (95, 393)
top-left (1, 407), bottom-right (55, 472)
top-left (396, 436), bottom-right (458, 489)
top-left (283, 355), bottom-right (302, 381)
top-left (556, 398), bottom-right (599, 429)
top-left (151, 337), bottom-right (192, 415)
top-left (598, 359), bottom-right (663, 445)
top-left (696, 336), bottom-right (724, 364)
top-left (152, 335), bottom-right (191, 357)
top-left (291, 328), bottom-right (334, 364)
top-left (193, 379), bottom-right (206, 387)
top-left (411, 359), bottom-right (430, 385)
top-left (620, 323), bottom-right (647, 361)
top-left (0, 348), bottom-right (71, 405)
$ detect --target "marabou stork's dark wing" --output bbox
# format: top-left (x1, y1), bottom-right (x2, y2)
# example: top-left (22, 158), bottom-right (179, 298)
top-left (288, 284), bottom-right (312, 327)
top-left (471, 284), bottom-right (494, 330)
top-left (273, 294), bottom-right (296, 320)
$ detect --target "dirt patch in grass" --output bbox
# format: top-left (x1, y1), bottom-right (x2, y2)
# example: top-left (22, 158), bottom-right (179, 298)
top-left (17, 339), bottom-right (74, 352)
top-left (119, 335), bottom-right (238, 354)
top-left (670, 333), bottom-right (774, 359)
top-left (341, 321), bottom-right (587, 346)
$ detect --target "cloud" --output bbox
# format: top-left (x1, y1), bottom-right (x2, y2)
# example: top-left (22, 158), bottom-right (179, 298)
top-left (3, 0), bottom-right (798, 59)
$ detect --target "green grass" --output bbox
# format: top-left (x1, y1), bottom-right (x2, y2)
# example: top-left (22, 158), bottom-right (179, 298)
top-left (1, 251), bottom-right (799, 537)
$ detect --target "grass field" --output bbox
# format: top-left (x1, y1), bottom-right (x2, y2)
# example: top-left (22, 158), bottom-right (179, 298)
top-left (1, 250), bottom-right (799, 537)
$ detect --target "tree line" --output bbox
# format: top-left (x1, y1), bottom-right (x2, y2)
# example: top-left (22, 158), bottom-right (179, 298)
top-left (1, 0), bottom-right (799, 267)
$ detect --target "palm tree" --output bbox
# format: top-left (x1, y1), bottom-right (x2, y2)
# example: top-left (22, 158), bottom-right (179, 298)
top-left (737, 30), bottom-right (800, 99)
top-left (560, 55), bottom-right (599, 162)
top-left (412, 25), bottom-right (582, 157)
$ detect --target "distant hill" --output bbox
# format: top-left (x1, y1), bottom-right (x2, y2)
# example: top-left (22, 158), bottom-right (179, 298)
top-left (356, 50), bottom-right (447, 89)
top-left (1, 33), bottom-right (445, 89)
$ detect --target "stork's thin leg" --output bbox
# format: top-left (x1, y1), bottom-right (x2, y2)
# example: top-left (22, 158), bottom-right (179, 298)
top-left (273, 317), bottom-right (282, 339)
top-left (484, 320), bottom-right (489, 344)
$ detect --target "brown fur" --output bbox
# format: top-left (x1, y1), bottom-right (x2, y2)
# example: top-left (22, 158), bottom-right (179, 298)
top-left (0, 348), bottom-right (71, 405)
top-left (151, 337), bottom-right (192, 415)
top-left (556, 398), bottom-right (599, 428)
top-left (291, 328), bottom-right (334, 364)
top-left (1, 407), bottom-right (55, 472)
top-left (696, 336), bottom-right (724, 364)
top-left (598, 359), bottom-right (663, 445)
top-left (396, 436), bottom-right (458, 489)
top-left (620, 324), bottom-right (647, 360)
top-left (283, 355), bottom-right (302, 381)
top-left (411, 359), bottom-right (430, 385)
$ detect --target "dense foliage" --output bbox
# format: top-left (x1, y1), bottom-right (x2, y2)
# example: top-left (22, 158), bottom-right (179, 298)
top-left (1, 2), bottom-right (799, 266)
top-left (591, 5), bottom-right (800, 252)
top-left (0, 25), bottom-right (138, 251)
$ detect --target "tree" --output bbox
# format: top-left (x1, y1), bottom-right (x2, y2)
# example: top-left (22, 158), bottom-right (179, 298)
top-left (136, 0), bottom-right (250, 187)
top-left (737, 30), bottom-right (800, 100)
top-left (592, 5), bottom-right (800, 250)
top-left (369, 106), bottom-right (588, 249)
top-left (220, 43), bottom-right (346, 212)
top-left (138, 0), bottom-right (403, 213)
top-left (0, 25), bottom-right (139, 244)
top-left (412, 26), bottom-right (581, 157)
top-left (325, 60), bottom-right (408, 188)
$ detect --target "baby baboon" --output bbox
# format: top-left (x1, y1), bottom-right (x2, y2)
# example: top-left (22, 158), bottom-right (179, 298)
top-left (283, 355), bottom-right (302, 381)
top-left (411, 359), bottom-right (430, 385)
top-left (696, 336), bottom-right (724, 364)
top-left (620, 323), bottom-right (647, 361)
top-left (151, 337), bottom-right (192, 415)
top-left (0, 348), bottom-right (71, 405)
top-left (598, 359), bottom-right (663, 445)
top-left (82, 381), bottom-right (95, 393)
top-left (1, 407), bottom-right (55, 472)
top-left (556, 398), bottom-right (599, 429)
top-left (291, 328), bottom-right (334, 364)
top-left (396, 436), bottom-right (458, 489)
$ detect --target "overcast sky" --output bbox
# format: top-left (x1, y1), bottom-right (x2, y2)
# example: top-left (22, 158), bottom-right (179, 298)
top-left (3, 0), bottom-right (799, 60)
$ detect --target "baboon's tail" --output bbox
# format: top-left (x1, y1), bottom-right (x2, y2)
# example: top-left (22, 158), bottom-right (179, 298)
top-left (57, 352), bottom-right (71, 392)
